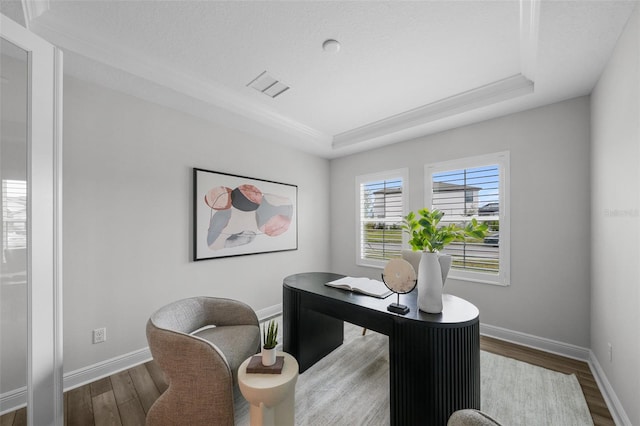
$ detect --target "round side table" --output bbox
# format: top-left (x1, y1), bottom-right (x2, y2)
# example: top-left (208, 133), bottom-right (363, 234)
top-left (238, 351), bottom-right (299, 426)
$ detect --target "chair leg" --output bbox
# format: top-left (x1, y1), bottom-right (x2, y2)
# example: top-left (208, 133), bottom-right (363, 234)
top-left (362, 328), bottom-right (367, 336)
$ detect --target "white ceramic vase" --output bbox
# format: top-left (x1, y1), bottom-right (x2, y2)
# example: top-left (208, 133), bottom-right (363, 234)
top-left (417, 251), bottom-right (452, 313)
top-left (262, 347), bottom-right (277, 366)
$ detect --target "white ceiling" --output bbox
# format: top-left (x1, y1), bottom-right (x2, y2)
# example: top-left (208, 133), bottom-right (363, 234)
top-left (10, 0), bottom-right (639, 158)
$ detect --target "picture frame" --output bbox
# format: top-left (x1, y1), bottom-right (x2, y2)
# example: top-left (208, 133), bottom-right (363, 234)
top-left (193, 168), bottom-right (298, 261)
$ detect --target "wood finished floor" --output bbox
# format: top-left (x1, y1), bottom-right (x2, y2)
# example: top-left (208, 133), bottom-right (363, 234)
top-left (0, 335), bottom-right (614, 426)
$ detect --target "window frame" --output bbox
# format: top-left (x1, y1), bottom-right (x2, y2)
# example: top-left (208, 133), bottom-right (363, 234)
top-left (355, 168), bottom-right (409, 269)
top-left (425, 152), bottom-right (510, 286)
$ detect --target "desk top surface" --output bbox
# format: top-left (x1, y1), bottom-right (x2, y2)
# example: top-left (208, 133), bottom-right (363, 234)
top-left (283, 272), bottom-right (479, 326)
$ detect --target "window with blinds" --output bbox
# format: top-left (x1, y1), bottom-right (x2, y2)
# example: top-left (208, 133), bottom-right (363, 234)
top-left (426, 152), bottom-right (509, 286)
top-left (2, 179), bottom-right (27, 251)
top-left (356, 169), bottom-right (408, 268)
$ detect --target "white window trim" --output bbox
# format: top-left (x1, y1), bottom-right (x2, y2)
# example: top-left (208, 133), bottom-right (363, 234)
top-left (425, 152), bottom-right (510, 286)
top-left (355, 168), bottom-right (409, 269)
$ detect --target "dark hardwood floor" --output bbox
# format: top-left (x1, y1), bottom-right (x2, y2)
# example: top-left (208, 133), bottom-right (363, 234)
top-left (0, 336), bottom-right (614, 426)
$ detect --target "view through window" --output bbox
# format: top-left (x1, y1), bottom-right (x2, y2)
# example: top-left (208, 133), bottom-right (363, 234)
top-left (427, 152), bottom-right (509, 285)
top-left (356, 169), bottom-right (407, 267)
top-left (2, 179), bottom-right (27, 254)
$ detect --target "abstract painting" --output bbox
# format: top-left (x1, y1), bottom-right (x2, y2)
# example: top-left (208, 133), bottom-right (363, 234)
top-left (193, 168), bottom-right (297, 260)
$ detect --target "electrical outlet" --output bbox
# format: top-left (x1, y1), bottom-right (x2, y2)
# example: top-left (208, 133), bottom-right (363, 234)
top-left (608, 343), bottom-right (613, 362)
top-left (93, 327), bottom-right (107, 344)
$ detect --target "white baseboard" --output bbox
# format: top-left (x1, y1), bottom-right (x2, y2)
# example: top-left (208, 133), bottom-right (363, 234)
top-left (588, 350), bottom-right (631, 426)
top-left (1, 348), bottom-right (153, 414)
top-left (4, 310), bottom-right (629, 424)
top-left (480, 322), bottom-right (591, 361)
top-left (481, 322), bottom-right (631, 425)
top-left (64, 347), bottom-right (153, 392)
top-left (0, 387), bottom-right (26, 416)
top-left (256, 303), bottom-right (282, 321)
top-left (62, 304), bottom-right (284, 396)
top-left (1, 303), bottom-right (285, 414)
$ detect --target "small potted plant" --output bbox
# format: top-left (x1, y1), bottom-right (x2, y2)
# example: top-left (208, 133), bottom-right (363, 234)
top-left (262, 319), bottom-right (279, 366)
top-left (402, 208), bottom-right (488, 313)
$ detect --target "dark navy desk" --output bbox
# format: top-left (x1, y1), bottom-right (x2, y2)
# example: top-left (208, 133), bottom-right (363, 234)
top-left (283, 272), bottom-right (480, 426)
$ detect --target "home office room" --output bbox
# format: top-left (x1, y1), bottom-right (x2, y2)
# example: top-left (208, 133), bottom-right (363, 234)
top-left (1, 1), bottom-right (638, 425)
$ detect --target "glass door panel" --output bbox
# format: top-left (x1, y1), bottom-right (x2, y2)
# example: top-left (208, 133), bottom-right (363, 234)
top-left (0, 37), bottom-right (29, 419)
top-left (1, 13), bottom-right (63, 425)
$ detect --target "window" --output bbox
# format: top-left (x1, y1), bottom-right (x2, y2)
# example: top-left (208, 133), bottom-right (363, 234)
top-left (464, 190), bottom-right (474, 203)
top-left (356, 169), bottom-right (408, 268)
top-left (425, 152), bottom-right (509, 285)
top-left (2, 179), bottom-right (27, 250)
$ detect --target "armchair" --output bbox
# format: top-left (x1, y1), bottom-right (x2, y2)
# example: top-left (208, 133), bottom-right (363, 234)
top-left (145, 297), bottom-right (261, 426)
top-left (448, 409), bottom-right (503, 426)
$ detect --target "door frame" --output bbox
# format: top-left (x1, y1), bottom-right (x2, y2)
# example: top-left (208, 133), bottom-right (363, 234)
top-left (1, 14), bottom-right (63, 426)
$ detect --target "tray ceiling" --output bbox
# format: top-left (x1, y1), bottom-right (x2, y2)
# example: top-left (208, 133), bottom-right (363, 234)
top-left (9, 0), bottom-right (638, 157)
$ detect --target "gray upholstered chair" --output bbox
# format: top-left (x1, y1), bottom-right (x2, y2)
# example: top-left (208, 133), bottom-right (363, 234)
top-left (448, 409), bottom-right (503, 426)
top-left (145, 297), bottom-right (261, 426)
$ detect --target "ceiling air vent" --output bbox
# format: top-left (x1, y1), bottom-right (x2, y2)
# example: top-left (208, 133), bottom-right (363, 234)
top-left (247, 71), bottom-right (290, 98)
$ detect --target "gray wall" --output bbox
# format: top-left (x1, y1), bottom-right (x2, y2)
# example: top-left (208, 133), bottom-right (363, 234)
top-left (591, 4), bottom-right (639, 425)
top-left (63, 77), bottom-right (331, 373)
top-left (330, 96), bottom-right (591, 348)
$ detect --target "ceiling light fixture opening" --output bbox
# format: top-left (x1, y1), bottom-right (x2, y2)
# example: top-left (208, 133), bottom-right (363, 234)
top-left (322, 39), bottom-right (341, 53)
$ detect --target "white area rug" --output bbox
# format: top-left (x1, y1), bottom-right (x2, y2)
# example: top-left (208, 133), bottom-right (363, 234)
top-left (480, 350), bottom-right (593, 425)
top-left (235, 321), bottom-right (593, 425)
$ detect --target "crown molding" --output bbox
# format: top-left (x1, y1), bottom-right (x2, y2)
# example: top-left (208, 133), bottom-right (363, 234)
top-left (332, 74), bottom-right (534, 149)
top-left (28, 15), bottom-right (331, 145)
top-left (26, 1), bottom-right (540, 155)
top-left (332, 0), bottom-right (539, 150)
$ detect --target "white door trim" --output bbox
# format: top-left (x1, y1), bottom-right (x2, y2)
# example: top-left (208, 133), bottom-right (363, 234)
top-left (1, 14), bottom-right (63, 426)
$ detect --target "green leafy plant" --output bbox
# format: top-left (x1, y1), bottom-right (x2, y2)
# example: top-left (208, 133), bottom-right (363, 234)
top-left (262, 319), bottom-right (278, 350)
top-left (402, 208), bottom-right (488, 253)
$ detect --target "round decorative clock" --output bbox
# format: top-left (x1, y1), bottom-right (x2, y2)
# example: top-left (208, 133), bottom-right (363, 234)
top-left (381, 258), bottom-right (417, 315)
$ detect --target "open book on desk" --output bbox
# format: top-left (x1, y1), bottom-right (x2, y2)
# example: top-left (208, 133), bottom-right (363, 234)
top-left (325, 276), bottom-right (392, 299)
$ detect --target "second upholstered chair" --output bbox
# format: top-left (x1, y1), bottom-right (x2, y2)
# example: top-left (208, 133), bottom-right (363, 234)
top-left (145, 297), bottom-right (261, 426)
top-left (448, 409), bottom-right (503, 425)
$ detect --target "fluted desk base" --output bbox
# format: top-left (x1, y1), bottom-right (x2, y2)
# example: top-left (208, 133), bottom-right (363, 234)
top-left (283, 272), bottom-right (480, 426)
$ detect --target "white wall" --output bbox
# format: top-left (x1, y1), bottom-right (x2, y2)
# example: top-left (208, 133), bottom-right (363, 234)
top-left (330, 96), bottom-right (591, 348)
top-left (63, 77), bottom-right (331, 373)
top-left (591, 4), bottom-right (640, 425)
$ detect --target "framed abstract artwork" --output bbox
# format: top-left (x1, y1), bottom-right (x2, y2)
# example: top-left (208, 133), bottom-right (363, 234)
top-left (193, 168), bottom-right (298, 261)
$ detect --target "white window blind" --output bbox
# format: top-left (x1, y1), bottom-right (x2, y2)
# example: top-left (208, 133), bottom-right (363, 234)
top-left (426, 152), bottom-right (509, 285)
top-left (356, 169), bottom-right (408, 268)
top-left (2, 179), bottom-right (27, 251)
